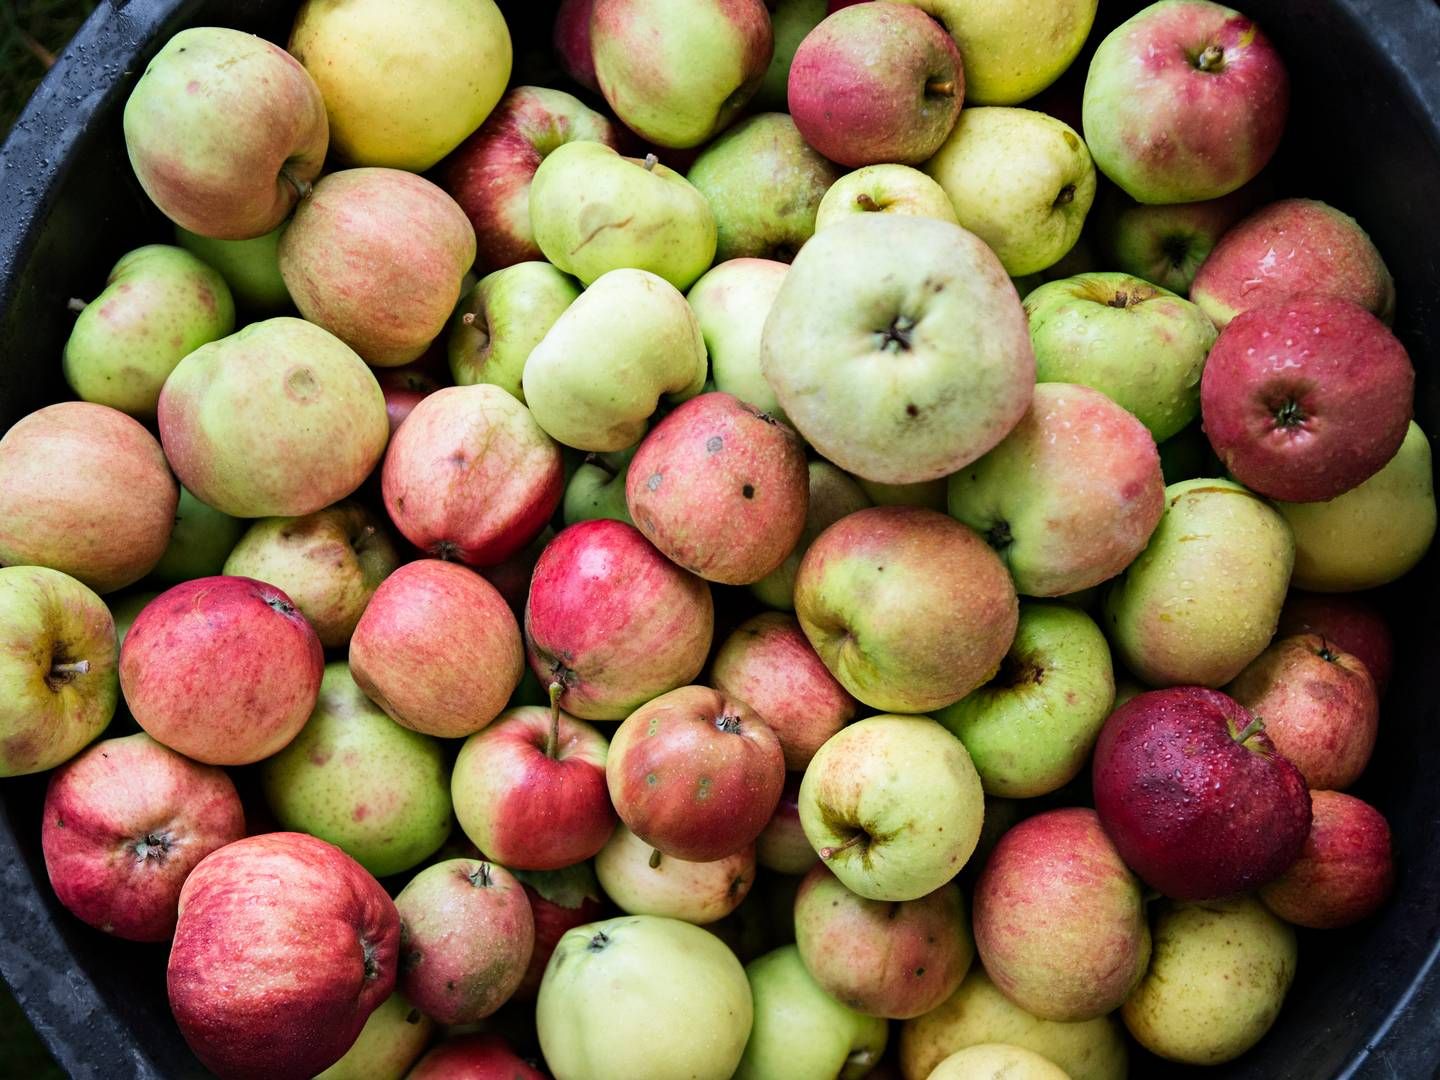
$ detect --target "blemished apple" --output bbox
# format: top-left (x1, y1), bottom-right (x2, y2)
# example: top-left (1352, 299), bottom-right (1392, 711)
top-left (447, 261), bottom-right (580, 402)
top-left (974, 808), bottom-right (1149, 1022)
top-left (158, 317), bottom-right (389, 518)
top-left (687, 258), bottom-right (789, 418)
top-left (750, 461), bottom-right (872, 611)
top-left (526, 519), bottom-right (714, 720)
top-left (349, 560), bottom-right (523, 739)
top-left (929, 1045), bottom-right (1070, 1080)
top-left (537, 915), bottom-right (754, 1080)
top-left (754, 0), bottom-right (827, 110)
top-left (947, 382), bottom-right (1165, 596)
top-left (443, 86), bottom-right (618, 272)
top-left (799, 715), bottom-right (984, 902)
top-left (756, 772), bottom-right (818, 875)
top-left (923, 107), bottom-right (1097, 277)
top-left (564, 447), bottom-right (635, 526)
top-left (175, 224), bottom-right (291, 313)
top-left (514, 863), bottom-right (608, 1001)
top-left (814, 164), bottom-right (960, 232)
top-left (936, 601), bottom-right (1115, 798)
top-left (279, 168), bottom-right (475, 367)
top-left (553, 0), bottom-right (599, 91)
top-left (1023, 273), bottom-right (1217, 441)
top-left (1097, 184), bottom-right (1255, 295)
top-left (315, 992), bottom-right (433, 1080)
top-left (289, 0), bottom-right (511, 172)
top-left (259, 663), bottom-right (452, 879)
top-left (168, 833), bottom-right (400, 1080)
top-left (796, 507), bottom-right (1018, 713)
top-left (451, 705), bottom-right (616, 871)
top-left (626, 392), bottom-right (809, 585)
top-left (795, 864), bottom-right (973, 1019)
top-left (0, 402), bottom-right (177, 594)
top-left (606, 685), bottom-right (785, 862)
top-left (1093, 687), bottom-right (1311, 900)
top-left (1192, 198), bottom-right (1395, 328)
top-left (1259, 790), bottom-right (1395, 929)
top-left (761, 214), bottom-right (1034, 484)
top-left (1122, 896), bottom-right (1296, 1065)
top-left (121, 576), bottom-right (323, 766)
top-left (596, 824), bottom-right (755, 924)
top-left (381, 384), bottom-right (563, 565)
top-left (591, 0), bottom-right (773, 148)
top-left (1279, 591), bottom-right (1394, 692)
top-left (151, 488), bottom-right (245, 586)
top-left (735, 945), bottom-right (888, 1080)
top-left (394, 859), bottom-right (534, 1025)
top-left (41, 732), bottom-right (244, 941)
top-left (408, 1035), bottom-right (545, 1080)
top-left (124, 27), bottom-right (327, 239)
top-left (63, 245), bottom-right (234, 419)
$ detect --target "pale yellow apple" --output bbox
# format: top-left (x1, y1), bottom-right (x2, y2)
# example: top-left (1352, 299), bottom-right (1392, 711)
top-left (929, 1044), bottom-right (1071, 1079)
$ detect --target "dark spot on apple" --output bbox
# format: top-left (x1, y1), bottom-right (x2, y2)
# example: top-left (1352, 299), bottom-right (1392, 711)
top-left (697, 776), bottom-right (713, 800)
top-left (915, 967), bottom-right (926, 977)
top-left (887, 903), bottom-right (903, 921)
top-left (728, 873), bottom-right (745, 896)
top-left (405, 1009), bottom-right (422, 1024)
top-left (587, 930), bottom-right (610, 952)
top-left (906, 403), bottom-right (919, 417)
top-left (450, 452), bottom-right (467, 466)
top-left (646, 772), bottom-right (658, 786)
top-left (987, 520), bottom-right (1014, 551)
top-left (54, 818), bottom-right (63, 829)
top-left (446, 980), bottom-right (456, 991)
top-left (706, 436), bottom-right (723, 453)
top-left (361, 937), bottom-right (381, 980)
top-left (263, 594), bottom-right (296, 617)
top-left (646, 473), bottom-right (662, 491)
top-left (432, 540), bottom-right (459, 561)
top-left (741, 484), bottom-right (755, 499)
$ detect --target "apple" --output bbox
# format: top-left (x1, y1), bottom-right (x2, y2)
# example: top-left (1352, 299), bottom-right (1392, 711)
top-left (596, 824), bottom-right (755, 924)
top-left (1122, 896), bottom-right (1296, 1065)
top-left (63, 244), bottom-right (234, 418)
top-left (606, 684), bottom-right (785, 861)
top-left (856, 476), bottom-right (947, 510)
top-left (756, 772), bottom-right (818, 874)
top-left (408, 1035), bottom-right (545, 1080)
top-left (936, 601), bottom-right (1114, 798)
top-left (688, 258), bottom-right (789, 418)
top-left (795, 507), bottom-right (1017, 713)
top-left (514, 862), bottom-right (608, 1000)
top-left (754, 0), bottom-right (828, 109)
top-left (315, 993), bottom-right (433, 1080)
top-left (626, 392), bottom-right (809, 585)
top-left (1093, 686), bottom-right (1311, 900)
top-left (948, 382), bottom-right (1165, 596)
top-left (452, 704), bottom-right (616, 871)
top-left (158, 317), bottom-right (389, 518)
top-left (41, 732), bottom-right (243, 941)
top-left (289, 0), bottom-right (511, 171)
top-left (789, 3), bottom-right (963, 167)
top-left (0, 402), bottom-right (177, 594)
top-left (553, 0), bottom-right (600, 91)
top-left (736, 945), bottom-right (888, 1080)
top-left (750, 461), bottom-right (871, 611)
top-left (168, 833), bottom-right (400, 1079)
top-left (761, 213), bottom-right (1034, 484)
top-left (526, 519), bottom-right (714, 720)
top-left (1097, 184), bottom-right (1255, 295)
top-left (480, 526), bottom-right (554, 621)
top-left (795, 864), bottom-right (972, 1019)
top-left (124, 27), bottom-right (327, 239)
top-left (523, 268), bottom-right (708, 452)
top-left (150, 487), bottom-right (245, 586)
top-left (799, 714), bottom-right (984, 902)
top-left (929, 1045), bottom-right (1070, 1080)
top-left (394, 858), bottom-right (534, 1024)
top-left (1083, 0), bottom-right (1289, 203)
top-left (564, 447), bottom-right (635, 526)
top-left (1259, 790), bottom-right (1395, 929)
top-left (447, 261), bottom-right (580, 401)
top-left (121, 576), bottom-right (322, 766)
top-left (1104, 478), bottom-right (1295, 687)
top-left (1023, 273), bottom-right (1217, 441)
top-left (974, 808), bottom-right (1149, 1022)
top-left (376, 366), bottom-right (441, 435)
top-left (1278, 591), bottom-right (1393, 692)
top-left (591, 0), bottom-right (773, 148)
top-left (381, 384), bottom-right (563, 565)
top-left (108, 591), bottom-right (157, 649)
top-left (349, 560), bottom-right (523, 739)
top-left (176, 224), bottom-right (291, 313)
top-left (814, 164), bottom-right (959, 232)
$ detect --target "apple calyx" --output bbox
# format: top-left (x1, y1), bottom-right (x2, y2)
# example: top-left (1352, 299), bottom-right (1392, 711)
top-left (1272, 399), bottom-right (1307, 429)
top-left (466, 861), bottom-right (496, 889)
top-left (361, 936), bottom-right (382, 981)
top-left (430, 539), bottom-right (461, 561)
top-left (819, 829), bottom-right (869, 860)
top-left (586, 929), bottom-right (611, 952)
top-left (642, 153), bottom-right (659, 173)
top-left (131, 830), bottom-right (173, 864)
top-left (1317, 640), bottom-right (1341, 663)
top-left (1053, 184), bottom-right (1077, 208)
top-left (713, 712), bottom-right (744, 735)
top-left (876, 314), bottom-right (916, 353)
top-left (1160, 233), bottom-right (1193, 270)
top-left (46, 657), bottom-right (90, 690)
top-left (986, 520), bottom-right (1014, 552)
top-left (1193, 43), bottom-right (1227, 73)
top-left (262, 593), bottom-right (297, 617)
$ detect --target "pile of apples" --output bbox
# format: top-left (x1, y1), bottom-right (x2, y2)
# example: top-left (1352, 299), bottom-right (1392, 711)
top-left (0, 0), bottom-right (1431, 1076)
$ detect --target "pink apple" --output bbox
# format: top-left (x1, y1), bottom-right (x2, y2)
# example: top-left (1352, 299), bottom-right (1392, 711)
top-left (514, 863), bottom-right (607, 1000)
top-left (1200, 296), bottom-right (1414, 502)
top-left (1278, 590), bottom-right (1394, 693)
top-left (606, 684), bottom-right (785, 861)
top-left (1259, 790), bottom-right (1395, 929)
top-left (553, 0), bottom-right (600, 91)
top-left (525, 519), bottom-right (714, 721)
top-left (120, 577), bottom-right (323, 766)
top-left (42, 732), bottom-right (245, 942)
top-left (756, 772), bottom-right (818, 874)
top-left (409, 1034), bottom-right (547, 1080)
top-left (376, 365), bottom-right (442, 435)
top-left (167, 833), bottom-right (400, 1080)
top-left (596, 823), bottom-right (756, 924)
top-left (349, 560), bottom-right (523, 739)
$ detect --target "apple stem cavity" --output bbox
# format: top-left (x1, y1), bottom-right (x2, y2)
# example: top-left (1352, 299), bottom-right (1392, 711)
top-left (642, 153), bottom-right (659, 172)
top-left (1053, 184), bottom-right (1077, 208)
top-left (648, 848), bottom-right (663, 869)
top-left (48, 658), bottom-right (90, 680)
top-left (1194, 43), bottom-right (1226, 72)
top-left (131, 831), bottom-right (172, 864)
top-left (66, 297), bottom-right (87, 313)
top-left (546, 680), bottom-right (565, 759)
top-left (987, 520), bottom-right (1014, 552)
top-left (819, 831), bottom-right (868, 860)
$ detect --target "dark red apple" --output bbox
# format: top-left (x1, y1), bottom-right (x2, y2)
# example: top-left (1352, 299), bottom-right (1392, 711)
top-left (376, 365), bottom-right (442, 435)
top-left (553, 0), bottom-right (600, 92)
top-left (1200, 296), bottom-right (1414, 502)
top-left (1092, 686), bottom-right (1312, 901)
top-left (408, 1033), bottom-right (547, 1080)
top-left (756, 771), bottom-right (819, 875)
top-left (479, 526), bottom-right (553, 618)
top-left (1278, 590), bottom-right (1394, 693)
top-left (1259, 790), bottom-right (1395, 929)
top-left (514, 862), bottom-right (608, 1000)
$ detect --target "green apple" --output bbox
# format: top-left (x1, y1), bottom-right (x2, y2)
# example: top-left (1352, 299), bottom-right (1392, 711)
top-left (176, 225), bottom-right (291, 312)
top-left (524, 268), bottom-right (708, 452)
top-left (815, 165), bottom-right (959, 233)
top-left (107, 591), bottom-right (158, 649)
top-left (754, 0), bottom-right (827, 110)
top-left (856, 476), bottom-right (948, 511)
top-left (538, 915), bottom-right (753, 1080)
top-left (563, 446), bottom-right (636, 526)
top-left (937, 602), bottom-right (1115, 798)
top-left (929, 1044), bottom-right (1070, 1079)
top-left (688, 258), bottom-right (789, 419)
top-left (64, 245), bottom-right (234, 419)
top-left (289, 0), bottom-right (511, 171)
top-left (1157, 422), bottom-right (1217, 485)
top-left (530, 141), bottom-right (718, 291)
top-left (924, 107), bottom-right (1097, 276)
top-left (448, 262), bottom-right (580, 402)
top-left (1023, 272), bottom-right (1217, 441)
top-left (315, 993), bottom-right (433, 1080)
top-left (735, 945), bottom-right (888, 1080)
top-left (150, 487), bottom-right (245, 585)
top-left (750, 461), bottom-right (871, 610)
top-left (595, 823), bottom-right (755, 925)
top-left (259, 663), bottom-right (451, 878)
top-left (1277, 421), bottom-right (1435, 592)
top-left (1104, 478), bottom-right (1295, 687)
top-left (687, 114), bottom-right (840, 262)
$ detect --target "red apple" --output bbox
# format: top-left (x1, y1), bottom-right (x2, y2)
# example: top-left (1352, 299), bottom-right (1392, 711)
top-left (1278, 590), bottom-right (1393, 693)
top-left (596, 823), bottom-right (756, 924)
top-left (1259, 790), bottom-right (1395, 929)
top-left (480, 526), bottom-right (553, 618)
top-left (167, 833), bottom-right (400, 1080)
top-left (382, 384), bottom-right (564, 566)
top-left (525, 519), bottom-right (714, 721)
top-left (756, 771), bottom-right (818, 874)
top-left (42, 732), bottom-right (245, 942)
top-left (376, 365), bottom-right (442, 435)
top-left (553, 0), bottom-right (600, 92)
top-left (514, 862), bottom-right (607, 1001)
top-left (606, 684), bottom-right (785, 861)
top-left (120, 577), bottom-right (323, 766)
top-left (408, 1034), bottom-right (547, 1080)
top-left (1200, 296), bottom-right (1414, 502)
top-left (1093, 686), bottom-right (1312, 901)
top-left (349, 560), bottom-right (523, 739)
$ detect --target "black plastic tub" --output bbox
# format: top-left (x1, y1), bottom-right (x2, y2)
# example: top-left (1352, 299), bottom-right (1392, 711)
top-left (2, 1), bottom-right (1439, 1077)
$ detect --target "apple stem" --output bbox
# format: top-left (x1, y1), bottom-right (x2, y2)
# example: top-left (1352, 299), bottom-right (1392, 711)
top-left (1234, 715), bottom-right (1266, 745)
top-left (545, 681), bottom-right (564, 759)
top-left (49, 660), bottom-right (90, 677)
top-left (819, 832), bottom-right (867, 860)
top-left (66, 297), bottom-right (87, 313)
top-left (648, 848), bottom-right (663, 869)
top-left (925, 78), bottom-right (956, 97)
top-left (280, 166), bottom-right (312, 201)
top-left (855, 192), bottom-right (881, 213)
top-left (352, 525), bottom-right (376, 551)
top-left (642, 153), bottom-right (659, 172)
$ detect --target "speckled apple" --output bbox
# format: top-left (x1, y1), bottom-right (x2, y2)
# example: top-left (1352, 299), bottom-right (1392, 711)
top-left (447, 262), bottom-right (579, 402)
top-left (1278, 591), bottom-right (1394, 692)
top-left (1259, 790), bottom-right (1395, 929)
top-left (814, 164), bottom-right (960, 232)
top-left (929, 1045), bottom-right (1070, 1080)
